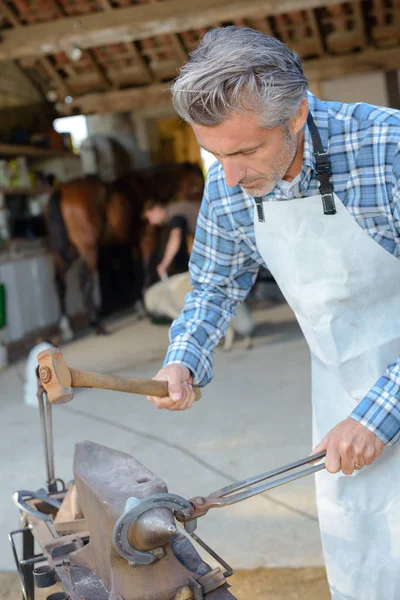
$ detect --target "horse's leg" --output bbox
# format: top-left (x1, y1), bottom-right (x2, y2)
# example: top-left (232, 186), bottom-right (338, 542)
top-left (54, 257), bottom-right (74, 341)
top-left (78, 247), bottom-right (106, 335)
top-left (60, 180), bottom-right (107, 335)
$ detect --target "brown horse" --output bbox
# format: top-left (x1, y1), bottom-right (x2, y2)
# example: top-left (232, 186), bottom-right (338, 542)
top-left (46, 162), bottom-right (204, 340)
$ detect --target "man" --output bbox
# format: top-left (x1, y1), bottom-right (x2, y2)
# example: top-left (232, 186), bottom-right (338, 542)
top-left (146, 26), bottom-right (400, 599)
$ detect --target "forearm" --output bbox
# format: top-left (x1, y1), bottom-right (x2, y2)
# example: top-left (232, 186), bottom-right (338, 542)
top-left (164, 292), bottom-right (235, 387)
top-left (160, 228), bottom-right (182, 269)
top-left (163, 258), bottom-right (258, 386)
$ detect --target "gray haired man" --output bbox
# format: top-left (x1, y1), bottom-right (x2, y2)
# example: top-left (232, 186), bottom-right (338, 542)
top-left (146, 26), bottom-right (400, 599)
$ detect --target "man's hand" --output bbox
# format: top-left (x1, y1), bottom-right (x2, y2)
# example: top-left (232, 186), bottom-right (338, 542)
top-left (146, 364), bottom-right (196, 410)
top-left (313, 417), bottom-right (385, 475)
top-left (157, 262), bottom-right (168, 278)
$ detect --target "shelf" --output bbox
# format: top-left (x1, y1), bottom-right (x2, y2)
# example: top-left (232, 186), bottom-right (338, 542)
top-left (0, 144), bottom-right (75, 159)
top-left (0, 187), bottom-right (55, 196)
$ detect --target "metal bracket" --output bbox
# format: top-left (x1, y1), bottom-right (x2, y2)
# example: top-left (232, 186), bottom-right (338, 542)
top-left (9, 527), bottom-right (47, 600)
top-left (13, 490), bottom-right (59, 521)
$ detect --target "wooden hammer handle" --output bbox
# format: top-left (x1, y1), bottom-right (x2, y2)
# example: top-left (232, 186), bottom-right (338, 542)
top-left (69, 369), bottom-right (201, 401)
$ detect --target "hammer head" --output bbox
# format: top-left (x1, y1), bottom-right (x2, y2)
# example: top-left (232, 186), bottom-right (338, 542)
top-left (37, 348), bottom-right (74, 404)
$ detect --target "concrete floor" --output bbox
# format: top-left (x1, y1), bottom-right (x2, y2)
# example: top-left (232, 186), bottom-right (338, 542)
top-left (0, 301), bottom-right (324, 572)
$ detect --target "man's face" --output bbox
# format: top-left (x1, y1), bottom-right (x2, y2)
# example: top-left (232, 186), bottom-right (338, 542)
top-left (193, 112), bottom-right (300, 197)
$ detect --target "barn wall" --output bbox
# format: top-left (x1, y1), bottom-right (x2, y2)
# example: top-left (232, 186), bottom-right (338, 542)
top-left (131, 105), bottom-right (178, 167)
top-left (0, 62), bottom-right (48, 137)
top-left (0, 62), bottom-right (42, 109)
top-left (86, 112), bottom-right (144, 168)
top-left (320, 71), bottom-right (389, 106)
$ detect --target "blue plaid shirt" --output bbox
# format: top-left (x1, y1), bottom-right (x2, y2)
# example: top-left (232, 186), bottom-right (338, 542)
top-left (164, 92), bottom-right (400, 445)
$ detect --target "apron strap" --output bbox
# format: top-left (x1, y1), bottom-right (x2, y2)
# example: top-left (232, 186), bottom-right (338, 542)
top-left (254, 113), bottom-right (336, 221)
top-left (254, 198), bottom-right (265, 223)
top-left (307, 112), bottom-right (336, 216)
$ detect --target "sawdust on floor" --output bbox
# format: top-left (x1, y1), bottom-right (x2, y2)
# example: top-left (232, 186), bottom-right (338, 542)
top-left (0, 568), bottom-right (330, 600)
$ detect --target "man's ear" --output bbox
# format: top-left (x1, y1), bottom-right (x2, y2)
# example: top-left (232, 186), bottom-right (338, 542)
top-left (290, 97), bottom-right (309, 136)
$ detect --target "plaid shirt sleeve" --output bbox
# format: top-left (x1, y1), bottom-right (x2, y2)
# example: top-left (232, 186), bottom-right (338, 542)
top-left (350, 150), bottom-right (400, 444)
top-left (163, 168), bottom-right (259, 386)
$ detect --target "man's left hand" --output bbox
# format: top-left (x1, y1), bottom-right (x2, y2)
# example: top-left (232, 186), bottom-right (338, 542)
top-left (313, 417), bottom-right (385, 475)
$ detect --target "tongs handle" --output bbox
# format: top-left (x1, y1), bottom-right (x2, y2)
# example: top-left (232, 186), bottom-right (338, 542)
top-left (181, 451), bottom-right (326, 521)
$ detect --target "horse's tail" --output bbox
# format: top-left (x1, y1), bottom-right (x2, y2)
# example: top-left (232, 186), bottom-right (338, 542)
top-left (47, 188), bottom-right (74, 265)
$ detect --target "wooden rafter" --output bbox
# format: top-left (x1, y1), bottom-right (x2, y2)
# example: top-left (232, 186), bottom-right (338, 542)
top-left (51, 0), bottom-right (114, 91)
top-left (305, 44), bottom-right (400, 79)
top-left (57, 82), bottom-right (171, 114)
top-left (126, 43), bottom-right (155, 83)
top-left (150, 0), bottom-right (188, 66)
top-left (85, 49), bottom-right (114, 89)
top-left (0, 0), bottom-right (19, 27)
top-left (169, 34), bottom-right (188, 64)
top-left (0, 0), bottom-right (361, 62)
top-left (57, 44), bottom-right (400, 115)
top-left (353, 1), bottom-right (368, 47)
top-left (251, 16), bottom-right (274, 36)
top-left (39, 55), bottom-right (71, 98)
top-left (306, 9), bottom-right (326, 56)
top-left (0, 0), bottom-right (72, 98)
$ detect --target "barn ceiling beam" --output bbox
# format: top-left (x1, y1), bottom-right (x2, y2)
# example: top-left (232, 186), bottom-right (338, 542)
top-left (57, 83), bottom-right (171, 115)
top-left (58, 44), bottom-right (400, 116)
top-left (0, 0), bottom-right (359, 62)
top-left (304, 45), bottom-right (400, 81)
top-left (0, 0), bottom-right (73, 98)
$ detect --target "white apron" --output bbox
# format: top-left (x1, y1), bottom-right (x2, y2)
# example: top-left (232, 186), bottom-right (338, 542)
top-left (253, 118), bottom-right (400, 599)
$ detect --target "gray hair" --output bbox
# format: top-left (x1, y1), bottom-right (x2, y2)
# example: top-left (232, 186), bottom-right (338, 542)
top-left (172, 26), bottom-right (308, 128)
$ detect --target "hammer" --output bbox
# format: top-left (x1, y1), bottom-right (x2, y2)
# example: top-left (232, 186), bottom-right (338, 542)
top-left (37, 348), bottom-right (201, 405)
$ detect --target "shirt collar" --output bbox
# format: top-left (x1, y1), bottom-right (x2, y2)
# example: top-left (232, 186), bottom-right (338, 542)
top-left (303, 91), bottom-right (330, 170)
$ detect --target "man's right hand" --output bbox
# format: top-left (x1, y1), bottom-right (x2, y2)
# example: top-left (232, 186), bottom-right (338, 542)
top-left (146, 364), bottom-right (197, 410)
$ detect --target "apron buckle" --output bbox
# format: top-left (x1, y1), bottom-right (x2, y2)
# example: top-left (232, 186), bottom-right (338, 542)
top-left (322, 193), bottom-right (336, 215)
top-left (255, 198), bottom-right (265, 222)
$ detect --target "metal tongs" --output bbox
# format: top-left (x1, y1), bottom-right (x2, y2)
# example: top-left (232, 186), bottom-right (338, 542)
top-left (177, 451), bottom-right (326, 523)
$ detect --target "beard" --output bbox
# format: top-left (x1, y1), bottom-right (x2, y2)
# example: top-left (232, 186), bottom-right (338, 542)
top-left (240, 127), bottom-right (298, 197)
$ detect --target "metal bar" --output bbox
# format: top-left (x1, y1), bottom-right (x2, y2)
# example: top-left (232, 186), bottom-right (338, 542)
top-left (218, 451), bottom-right (326, 502)
top-left (20, 554), bottom-right (46, 566)
top-left (9, 528), bottom-right (33, 600)
top-left (45, 393), bottom-right (56, 488)
top-left (22, 525), bottom-right (35, 600)
top-left (37, 377), bottom-right (65, 494)
top-left (37, 384), bottom-right (53, 489)
top-left (219, 462), bottom-right (325, 505)
top-left (189, 532), bottom-right (233, 579)
top-left (46, 519), bottom-right (61, 540)
top-left (186, 452), bottom-right (326, 519)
